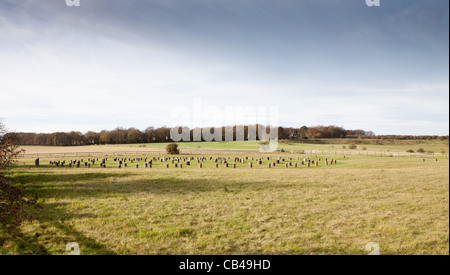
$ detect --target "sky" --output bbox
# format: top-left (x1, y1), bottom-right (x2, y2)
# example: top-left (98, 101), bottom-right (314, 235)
top-left (0, 0), bottom-right (448, 135)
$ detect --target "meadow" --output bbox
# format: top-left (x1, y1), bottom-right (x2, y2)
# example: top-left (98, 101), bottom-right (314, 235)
top-left (1, 141), bottom-right (449, 255)
top-left (19, 139), bottom-right (449, 155)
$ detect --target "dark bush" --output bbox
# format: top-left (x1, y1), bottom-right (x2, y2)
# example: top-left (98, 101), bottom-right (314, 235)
top-left (1, 122), bottom-right (38, 228)
top-left (166, 143), bottom-right (180, 155)
top-left (0, 176), bottom-right (38, 227)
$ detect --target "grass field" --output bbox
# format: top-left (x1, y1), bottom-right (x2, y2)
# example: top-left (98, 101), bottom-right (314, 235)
top-left (1, 141), bottom-right (449, 255)
top-left (19, 139), bottom-right (449, 155)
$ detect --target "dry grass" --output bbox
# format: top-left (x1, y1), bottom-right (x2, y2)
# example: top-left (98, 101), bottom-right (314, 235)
top-left (19, 145), bottom-right (163, 154)
top-left (19, 138), bottom-right (450, 155)
top-left (1, 152), bottom-right (448, 255)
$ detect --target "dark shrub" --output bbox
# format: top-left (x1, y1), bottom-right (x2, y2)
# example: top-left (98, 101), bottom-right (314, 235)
top-left (1, 121), bottom-right (37, 228)
top-left (166, 143), bottom-right (180, 155)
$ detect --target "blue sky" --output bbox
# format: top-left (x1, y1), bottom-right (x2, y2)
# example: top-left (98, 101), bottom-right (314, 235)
top-left (0, 0), bottom-right (448, 135)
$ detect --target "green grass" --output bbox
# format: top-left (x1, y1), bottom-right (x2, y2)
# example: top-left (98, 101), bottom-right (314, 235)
top-left (131, 139), bottom-right (449, 153)
top-left (19, 139), bottom-right (449, 158)
top-left (1, 145), bottom-right (449, 255)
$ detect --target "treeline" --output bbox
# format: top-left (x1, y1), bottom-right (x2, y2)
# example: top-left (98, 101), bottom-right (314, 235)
top-left (6, 125), bottom-right (448, 146)
top-left (8, 126), bottom-right (266, 146)
top-left (364, 135), bottom-right (449, 141)
top-left (7, 127), bottom-right (171, 146)
top-left (280, 126), bottom-right (375, 139)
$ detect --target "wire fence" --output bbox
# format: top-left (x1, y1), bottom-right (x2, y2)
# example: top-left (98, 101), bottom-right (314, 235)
top-left (19, 149), bottom-right (449, 159)
top-left (19, 149), bottom-right (260, 158)
top-left (290, 150), bottom-right (449, 159)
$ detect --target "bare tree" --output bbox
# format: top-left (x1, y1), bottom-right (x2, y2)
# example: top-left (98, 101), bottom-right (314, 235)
top-left (0, 122), bottom-right (24, 170)
top-left (1, 121), bottom-right (37, 227)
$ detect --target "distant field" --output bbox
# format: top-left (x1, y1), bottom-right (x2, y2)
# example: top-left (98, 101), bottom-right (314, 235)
top-left (2, 141), bottom-right (449, 255)
top-left (20, 139), bottom-right (449, 156)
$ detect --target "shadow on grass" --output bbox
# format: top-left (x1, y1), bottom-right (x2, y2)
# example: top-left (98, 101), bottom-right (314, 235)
top-left (6, 170), bottom-right (131, 185)
top-left (2, 169), bottom-right (259, 255)
top-left (5, 168), bottom-right (263, 200)
top-left (2, 168), bottom-right (299, 255)
top-left (2, 170), bottom-right (127, 255)
top-left (1, 202), bottom-right (117, 255)
top-left (53, 221), bottom-right (117, 255)
top-left (0, 227), bottom-right (50, 255)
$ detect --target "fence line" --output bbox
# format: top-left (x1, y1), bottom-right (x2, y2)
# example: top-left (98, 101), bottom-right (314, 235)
top-left (290, 150), bottom-right (449, 159)
top-left (19, 149), bottom-right (449, 159)
top-left (19, 149), bottom-right (257, 158)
